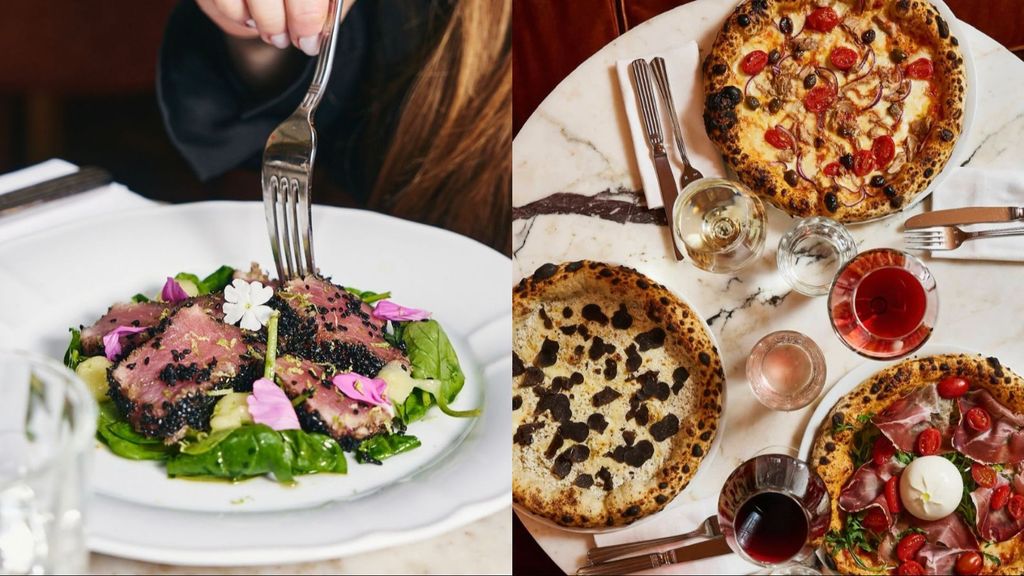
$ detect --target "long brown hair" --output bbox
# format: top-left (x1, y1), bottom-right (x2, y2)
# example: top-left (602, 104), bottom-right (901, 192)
top-left (366, 0), bottom-right (512, 255)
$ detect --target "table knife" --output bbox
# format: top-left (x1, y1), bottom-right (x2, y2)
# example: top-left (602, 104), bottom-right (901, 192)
top-left (576, 536), bottom-right (731, 575)
top-left (630, 58), bottom-right (685, 261)
top-left (905, 206), bottom-right (1024, 229)
top-left (0, 166), bottom-right (112, 216)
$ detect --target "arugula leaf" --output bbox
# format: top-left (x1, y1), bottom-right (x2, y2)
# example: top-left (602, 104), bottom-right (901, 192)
top-left (824, 512), bottom-right (888, 573)
top-left (856, 412), bottom-right (875, 424)
top-left (943, 451), bottom-right (979, 529)
top-left (832, 421), bottom-right (854, 434)
top-left (355, 434), bottom-right (421, 465)
top-left (131, 293), bottom-right (150, 303)
top-left (199, 265), bottom-right (235, 294)
top-left (400, 320), bottom-right (479, 421)
top-left (63, 328), bottom-right (85, 370)
top-left (895, 451), bottom-right (914, 465)
top-left (983, 551), bottom-right (1001, 566)
top-left (344, 286), bottom-right (392, 305)
top-left (850, 423), bottom-right (881, 469)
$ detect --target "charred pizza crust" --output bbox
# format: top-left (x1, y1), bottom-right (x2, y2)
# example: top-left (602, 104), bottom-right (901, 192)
top-left (810, 354), bottom-right (1024, 575)
top-left (512, 261), bottom-right (724, 528)
top-left (703, 0), bottom-right (966, 222)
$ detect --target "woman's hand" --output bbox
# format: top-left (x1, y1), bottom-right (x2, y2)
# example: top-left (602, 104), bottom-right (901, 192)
top-left (196, 0), bottom-right (345, 56)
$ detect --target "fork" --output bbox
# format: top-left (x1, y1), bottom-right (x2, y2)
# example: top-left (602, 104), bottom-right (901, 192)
top-left (649, 57), bottom-right (704, 191)
top-left (584, 515), bottom-right (720, 564)
top-left (262, 0), bottom-right (344, 280)
top-left (904, 225), bottom-right (1024, 251)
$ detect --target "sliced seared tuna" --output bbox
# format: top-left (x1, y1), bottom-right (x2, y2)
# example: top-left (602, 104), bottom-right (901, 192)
top-left (274, 276), bottom-right (407, 377)
top-left (80, 301), bottom-right (169, 355)
top-left (275, 355), bottom-right (391, 450)
top-left (108, 299), bottom-right (262, 442)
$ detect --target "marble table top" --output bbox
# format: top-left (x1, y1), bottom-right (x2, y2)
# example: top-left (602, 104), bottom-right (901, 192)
top-left (512, 0), bottom-right (1024, 573)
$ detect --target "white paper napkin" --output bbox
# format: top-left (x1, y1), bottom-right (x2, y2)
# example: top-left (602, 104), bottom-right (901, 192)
top-left (615, 41), bottom-right (725, 210)
top-left (928, 167), bottom-right (1024, 262)
top-left (0, 159), bottom-right (154, 245)
top-left (592, 496), bottom-right (758, 574)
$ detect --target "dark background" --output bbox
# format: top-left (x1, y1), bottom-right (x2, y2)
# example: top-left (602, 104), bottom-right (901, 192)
top-left (511, 0), bottom-right (1023, 573)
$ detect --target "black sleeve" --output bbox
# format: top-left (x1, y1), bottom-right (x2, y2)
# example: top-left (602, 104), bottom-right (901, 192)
top-left (156, 0), bottom-right (368, 182)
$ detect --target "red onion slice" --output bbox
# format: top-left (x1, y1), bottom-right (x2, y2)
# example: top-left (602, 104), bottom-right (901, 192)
top-left (844, 50), bottom-right (876, 87)
top-left (816, 67), bottom-right (839, 91)
top-left (775, 123), bottom-right (799, 154)
top-left (885, 79), bottom-right (912, 102)
top-left (771, 53), bottom-right (792, 75)
top-left (795, 150), bottom-right (816, 185)
top-left (860, 82), bottom-right (883, 111)
top-left (744, 75), bottom-right (756, 98)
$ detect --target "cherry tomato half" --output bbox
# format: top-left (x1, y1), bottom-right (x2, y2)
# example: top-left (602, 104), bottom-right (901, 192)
top-left (803, 85), bottom-right (836, 113)
top-left (862, 507), bottom-right (889, 532)
top-left (955, 551), bottom-right (983, 575)
top-left (938, 376), bottom-right (970, 398)
top-left (991, 484), bottom-right (1010, 511)
top-left (965, 407), bottom-right (992, 433)
top-left (853, 149), bottom-right (876, 177)
top-left (905, 58), bottom-right (934, 80)
top-left (885, 475), bottom-right (902, 514)
top-left (1009, 494), bottom-right (1024, 520)
top-left (741, 50), bottom-right (770, 75)
top-left (896, 533), bottom-right (926, 562)
top-left (915, 427), bottom-right (941, 456)
top-left (897, 560), bottom-right (926, 575)
top-left (765, 127), bottom-right (794, 150)
top-left (972, 463), bottom-right (997, 488)
top-left (873, 436), bottom-right (897, 466)
top-left (823, 161), bottom-right (842, 177)
top-left (806, 7), bottom-right (841, 32)
top-left (830, 46), bottom-right (859, 71)
top-left (871, 135), bottom-right (896, 168)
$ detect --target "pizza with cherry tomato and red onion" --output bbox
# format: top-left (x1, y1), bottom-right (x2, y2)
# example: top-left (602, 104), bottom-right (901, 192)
top-left (702, 0), bottom-right (966, 222)
top-left (810, 354), bottom-right (1024, 575)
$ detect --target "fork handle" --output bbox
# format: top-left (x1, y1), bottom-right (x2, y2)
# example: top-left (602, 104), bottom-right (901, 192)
top-left (577, 552), bottom-right (668, 576)
top-left (301, 0), bottom-right (344, 112)
top-left (587, 530), bottom-right (705, 564)
top-left (966, 226), bottom-right (1024, 241)
top-left (650, 57), bottom-right (691, 166)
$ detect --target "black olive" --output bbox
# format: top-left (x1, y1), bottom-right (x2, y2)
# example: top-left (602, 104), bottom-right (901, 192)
top-left (768, 49), bottom-right (781, 64)
top-left (939, 129), bottom-right (954, 142)
top-left (840, 154), bottom-right (855, 170)
top-left (803, 74), bottom-right (817, 89)
top-left (752, 0), bottom-right (768, 11)
top-left (784, 170), bottom-right (799, 186)
top-left (861, 29), bottom-right (876, 44)
top-left (722, 86), bottom-right (742, 106)
top-left (767, 98), bottom-right (783, 114)
top-left (891, 48), bottom-right (907, 63)
top-left (746, 96), bottom-right (760, 110)
top-left (791, 48), bottom-right (804, 61)
top-left (883, 185), bottom-right (897, 198)
top-left (737, 14), bottom-right (750, 27)
top-left (824, 192), bottom-right (839, 213)
top-left (779, 16), bottom-right (793, 35)
top-left (870, 175), bottom-right (886, 188)
top-left (711, 63), bottom-right (727, 76)
top-left (814, 137), bottom-right (825, 149)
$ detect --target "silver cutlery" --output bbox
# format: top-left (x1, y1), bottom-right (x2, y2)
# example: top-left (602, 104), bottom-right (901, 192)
top-left (586, 515), bottom-right (720, 564)
top-left (261, 0), bottom-right (344, 280)
top-left (650, 57), bottom-right (704, 191)
top-left (905, 224), bottom-right (1024, 251)
top-left (0, 166), bottom-right (111, 216)
top-left (905, 206), bottom-right (1024, 229)
top-left (630, 58), bottom-right (685, 261)
top-left (576, 535), bottom-right (731, 575)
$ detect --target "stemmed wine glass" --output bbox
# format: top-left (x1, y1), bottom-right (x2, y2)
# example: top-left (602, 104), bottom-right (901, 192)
top-left (672, 178), bottom-right (767, 273)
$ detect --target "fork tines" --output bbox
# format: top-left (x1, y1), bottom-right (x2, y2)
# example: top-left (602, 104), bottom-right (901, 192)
top-left (263, 167), bottom-right (315, 280)
top-left (904, 226), bottom-right (946, 251)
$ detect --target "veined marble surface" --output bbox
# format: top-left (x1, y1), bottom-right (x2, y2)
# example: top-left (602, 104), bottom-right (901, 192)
top-left (512, 0), bottom-right (1024, 573)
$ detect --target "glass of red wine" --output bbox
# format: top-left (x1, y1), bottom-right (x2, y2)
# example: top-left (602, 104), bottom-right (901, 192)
top-left (717, 454), bottom-right (831, 569)
top-left (827, 248), bottom-right (938, 360)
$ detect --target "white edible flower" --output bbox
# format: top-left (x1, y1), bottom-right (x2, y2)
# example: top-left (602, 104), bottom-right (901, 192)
top-left (222, 279), bottom-right (274, 331)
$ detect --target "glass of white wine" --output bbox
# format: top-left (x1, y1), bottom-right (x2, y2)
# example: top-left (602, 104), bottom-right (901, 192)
top-left (672, 178), bottom-right (766, 273)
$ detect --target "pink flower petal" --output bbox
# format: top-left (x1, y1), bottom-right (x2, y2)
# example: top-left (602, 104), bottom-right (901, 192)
top-left (246, 378), bottom-right (300, 431)
top-left (331, 372), bottom-right (391, 407)
top-left (161, 277), bottom-right (190, 304)
top-left (102, 326), bottom-right (148, 361)
top-left (371, 300), bottom-right (431, 322)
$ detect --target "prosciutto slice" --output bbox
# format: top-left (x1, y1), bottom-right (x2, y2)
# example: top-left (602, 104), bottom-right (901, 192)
top-left (953, 389), bottom-right (1024, 464)
top-left (838, 459), bottom-right (905, 524)
top-left (872, 385), bottom-right (954, 453)
top-left (879, 514), bottom-right (979, 575)
top-left (971, 464), bottom-right (1024, 542)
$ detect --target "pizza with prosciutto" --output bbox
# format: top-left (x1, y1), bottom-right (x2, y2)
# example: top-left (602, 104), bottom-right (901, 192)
top-left (810, 354), bottom-right (1024, 575)
top-left (703, 0), bottom-right (966, 222)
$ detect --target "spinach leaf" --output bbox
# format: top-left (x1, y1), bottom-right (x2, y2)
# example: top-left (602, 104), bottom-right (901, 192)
top-left (344, 287), bottom-right (391, 305)
top-left (130, 293), bottom-right (150, 303)
top-left (395, 389), bottom-right (433, 425)
top-left (282, 430), bottom-right (348, 474)
top-left (199, 265), bottom-right (235, 294)
top-left (173, 272), bottom-right (202, 288)
top-left (95, 403), bottom-right (172, 461)
top-left (400, 320), bottom-right (479, 422)
top-left (355, 434), bottom-right (421, 465)
top-left (63, 328), bottom-right (84, 370)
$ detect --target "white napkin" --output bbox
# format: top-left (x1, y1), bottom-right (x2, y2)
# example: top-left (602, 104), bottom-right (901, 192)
top-left (928, 167), bottom-right (1024, 262)
top-left (0, 159), bottom-right (154, 245)
top-left (615, 41), bottom-right (725, 210)
top-left (592, 496), bottom-right (758, 574)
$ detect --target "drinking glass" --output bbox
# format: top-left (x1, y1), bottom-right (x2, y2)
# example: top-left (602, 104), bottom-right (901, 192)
top-left (746, 331), bottom-right (826, 411)
top-left (827, 248), bottom-right (938, 360)
top-left (777, 217), bottom-right (857, 297)
top-left (718, 454), bottom-right (831, 569)
top-left (0, 351), bottom-right (96, 574)
top-left (672, 178), bottom-right (767, 273)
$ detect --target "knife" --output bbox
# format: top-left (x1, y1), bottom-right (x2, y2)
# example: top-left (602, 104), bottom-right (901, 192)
top-left (905, 206), bottom-right (1024, 229)
top-left (630, 58), bottom-right (685, 261)
top-left (0, 166), bottom-right (112, 216)
top-left (576, 536), bottom-right (732, 575)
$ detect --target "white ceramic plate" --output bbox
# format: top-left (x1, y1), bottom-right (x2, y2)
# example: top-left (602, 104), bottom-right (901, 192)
top-left (799, 344), bottom-right (979, 461)
top-left (0, 201), bottom-right (511, 564)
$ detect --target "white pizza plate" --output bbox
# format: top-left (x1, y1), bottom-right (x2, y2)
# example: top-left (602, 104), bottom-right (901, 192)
top-left (0, 201), bottom-right (511, 565)
top-left (799, 343), bottom-right (979, 461)
top-left (513, 282), bottom-right (727, 534)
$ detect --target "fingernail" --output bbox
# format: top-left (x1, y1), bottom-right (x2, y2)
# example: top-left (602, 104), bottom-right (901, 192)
top-left (269, 33), bottom-right (290, 49)
top-left (298, 35), bottom-right (320, 56)
top-left (245, 19), bottom-right (256, 28)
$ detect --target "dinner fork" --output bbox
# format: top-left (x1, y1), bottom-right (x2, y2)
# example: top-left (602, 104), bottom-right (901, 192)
top-left (585, 515), bottom-right (720, 564)
top-left (904, 225), bottom-right (1024, 251)
top-left (649, 57), bottom-right (704, 191)
top-left (262, 0), bottom-right (344, 280)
